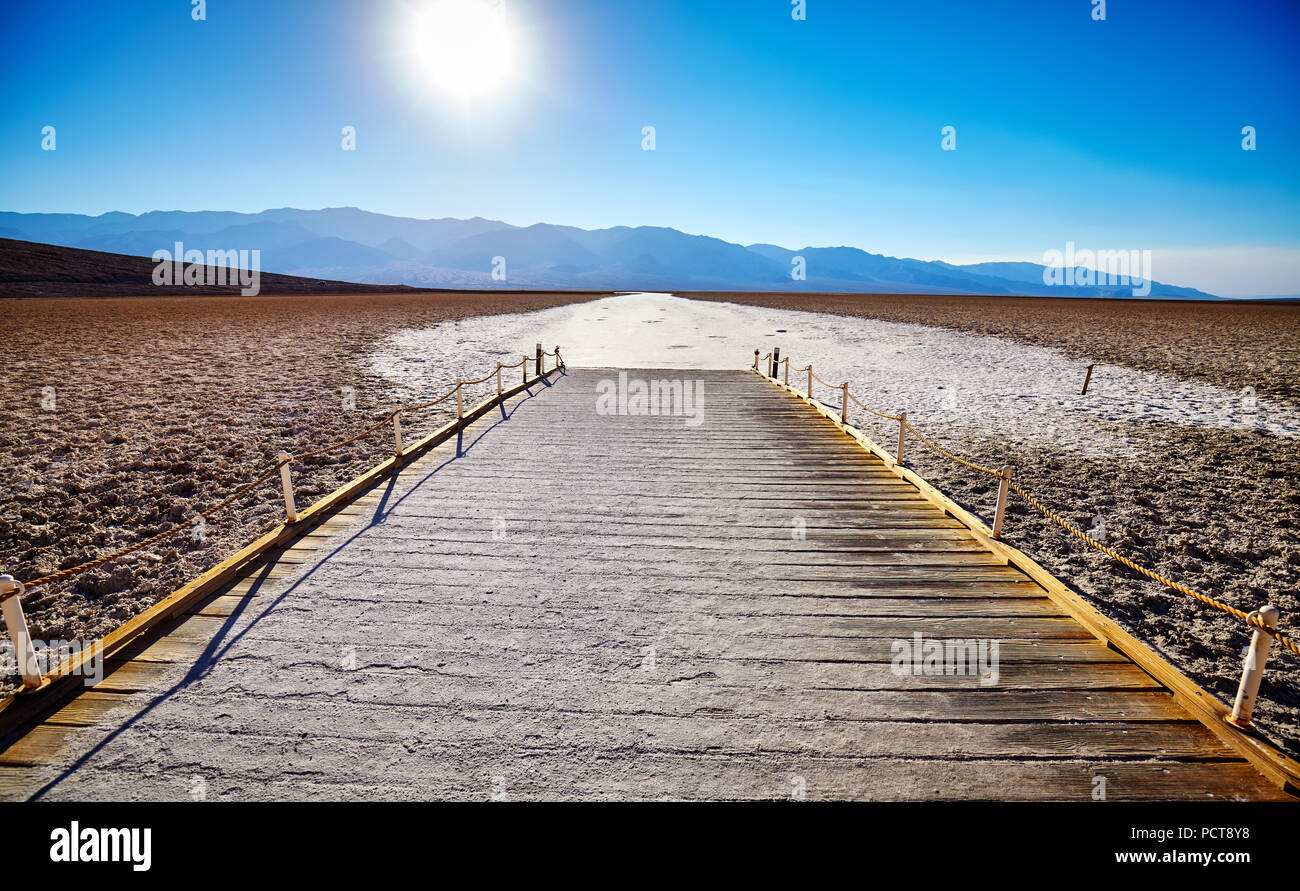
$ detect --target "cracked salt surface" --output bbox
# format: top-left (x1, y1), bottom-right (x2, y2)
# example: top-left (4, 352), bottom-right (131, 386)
top-left (369, 292), bottom-right (1300, 461)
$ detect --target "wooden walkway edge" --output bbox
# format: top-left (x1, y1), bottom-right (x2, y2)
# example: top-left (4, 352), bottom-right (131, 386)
top-left (0, 367), bottom-right (1295, 801)
top-left (754, 366), bottom-right (1300, 795)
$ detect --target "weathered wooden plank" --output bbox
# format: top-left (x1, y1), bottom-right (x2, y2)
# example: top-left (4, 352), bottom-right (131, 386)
top-left (1, 367), bottom-right (1290, 802)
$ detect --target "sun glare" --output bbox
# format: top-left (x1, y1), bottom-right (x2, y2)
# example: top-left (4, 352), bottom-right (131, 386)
top-left (409, 0), bottom-right (518, 101)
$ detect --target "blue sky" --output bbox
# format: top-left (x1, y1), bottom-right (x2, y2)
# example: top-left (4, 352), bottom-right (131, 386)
top-left (2, 0), bottom-right (1297, 295)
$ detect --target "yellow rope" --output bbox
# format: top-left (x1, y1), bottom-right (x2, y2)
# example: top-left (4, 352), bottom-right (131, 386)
top-left (459, 368), bottom-right (498, 387)
top-left (1007, 480), bottom-right (1298, 657)
top-left (847, 392), bottom-right (902, 421)
top-left (765, 351), bottom-right (1294, 660)
top-left (903, 421), bottom-right (1001, 476)
top-left (16, 348), bottom-right (557, 594)
top-left (23, 461), bottom-right (286, 589)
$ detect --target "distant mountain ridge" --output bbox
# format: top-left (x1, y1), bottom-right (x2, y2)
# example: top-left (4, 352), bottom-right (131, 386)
top-left (0, 207), bottom-right (1221, 299)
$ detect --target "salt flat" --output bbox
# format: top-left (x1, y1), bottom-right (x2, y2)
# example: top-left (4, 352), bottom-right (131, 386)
top-left (371, 292), bottom-right (1300, 464)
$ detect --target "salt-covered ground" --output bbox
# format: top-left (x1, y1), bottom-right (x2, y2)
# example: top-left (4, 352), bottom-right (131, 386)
top-left (373, 293), bottom-right (1297, 460)
top-left (3, 290), bottom-right (1295, 756)
top-left (371, 292), bottom-right (1300, 753)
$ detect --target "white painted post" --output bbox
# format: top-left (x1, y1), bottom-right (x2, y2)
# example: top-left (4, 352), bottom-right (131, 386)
top-left (1229, 605), bottom-right (1280, 727)
top-left (496, 363), bottom-right (503, 396)
top-left (992, 465), bottom-right (1012, 539)
top-left (392, 406), bottom-right (404, 458)
top-left (277, 453), bottom-right (299, 523)
top-left (456, 380), bottom-right (463, 422)
top-left (807, 366), bottom-right (813, 399)
top-left (1, 575), bottom-right (41, 689)
top-left (896, 411), bottom-right (907, 464)
top-left (841, 382), bottom-right (849, 423)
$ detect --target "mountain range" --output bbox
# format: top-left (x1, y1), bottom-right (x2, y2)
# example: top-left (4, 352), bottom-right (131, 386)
top-left (0, 207), bottom-right (1219, 299)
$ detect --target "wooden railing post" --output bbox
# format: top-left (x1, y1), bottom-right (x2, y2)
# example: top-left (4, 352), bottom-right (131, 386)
top-left (841, 382), bottom-right (849, 423)
top-left (992, 465), bottom-right (1012, 539)
top-left (807, 366), bottom-right (813, 399)
top-left (456, 380), bottom-right (463, 424)
top-left (753, 349), bottom-right (760, 371)
top-left (392, 406), bottom-right (404, 458)
top-left (277, 453), bottom-right (299, 524)
top-left (1, 575), bottom-right (41, 689)
top-left (896, 411), bottom-right (907, 464)
top-left (496, 363), bottom-right (503, 396)
top-left (555, 345), bottom-right (563, 370)
top-left (784, 357), bottom-right (789, 386)
top-left (771, 347), bottom-right (780, 378)
top-left (523, 355), bottom-right (529, 385)
top-left (536, 343), bottom-right (543, 376)
top-left (1229, 605), bottom-right (1280, 727)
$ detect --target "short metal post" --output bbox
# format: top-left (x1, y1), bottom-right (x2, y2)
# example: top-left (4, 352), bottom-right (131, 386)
top-left (1, 575), bottom-right (41, 689)
top-left (784, 357), bottom-right (789, 386)
top-left (992, 465), bottom-right (1012, 539)
top-left (277, 452), bottom-right (299, 523)
top-left (807, 366), bottom-right (813, 398)
top-left (896, 411), bottom-right (907, 464)
top-left (1229, 605), bottom-right (1280, 727)
top-left (456, 380), bottom-right (463, 422)
top-left (841, 382), bottom-right (849, 423)
top-left (392, 406), bottom-right (404, 458)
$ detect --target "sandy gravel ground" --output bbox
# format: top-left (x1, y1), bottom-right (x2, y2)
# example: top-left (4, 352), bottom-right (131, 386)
top-left (371, 293), bottom-right (1300, 755)
top-left (0, 291), bottom-right (601, 695)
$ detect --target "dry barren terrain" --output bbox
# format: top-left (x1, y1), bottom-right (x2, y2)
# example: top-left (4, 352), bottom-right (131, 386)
top-left (3, 287), bottom-right (1299, 760)
top-left (0, 290), bottom-right (602, 695)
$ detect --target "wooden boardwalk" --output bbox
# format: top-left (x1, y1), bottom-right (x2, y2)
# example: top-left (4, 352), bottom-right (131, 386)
top-left (0, 368), bottom-right (1291, 800)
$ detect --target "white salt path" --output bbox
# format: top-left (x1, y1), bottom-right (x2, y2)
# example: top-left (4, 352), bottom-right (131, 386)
top-left (370, 293), bottom-right (1299, 462)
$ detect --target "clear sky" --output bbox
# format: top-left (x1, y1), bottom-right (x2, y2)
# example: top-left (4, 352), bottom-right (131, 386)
top-left (2, 0), bottom-right (1297, 296)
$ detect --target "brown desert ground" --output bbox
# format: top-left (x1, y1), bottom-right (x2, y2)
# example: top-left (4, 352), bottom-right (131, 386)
top-left (687, 291), bottom-right (1300, 754)
top-left (0, 290), bottom-right (603, 696)
top-left (2, 285), bottom-right (1298, 760)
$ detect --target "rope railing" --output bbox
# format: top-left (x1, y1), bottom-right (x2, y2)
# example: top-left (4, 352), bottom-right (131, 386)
top-left (752, 346), bottom-right (1291, 729)
top-left (0, 344), bottom-right (564, 690)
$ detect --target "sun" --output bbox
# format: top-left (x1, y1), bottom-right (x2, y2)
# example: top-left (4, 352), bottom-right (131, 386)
top-left (408, 0), bottom-right (519, 101)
